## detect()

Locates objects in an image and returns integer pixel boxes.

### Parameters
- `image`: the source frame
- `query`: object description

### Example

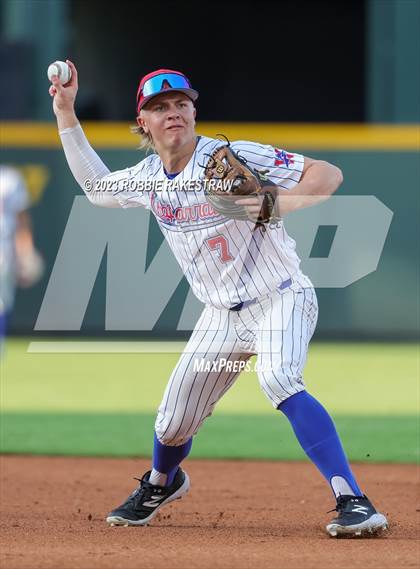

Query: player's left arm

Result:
[235,156,343,219]
[276,156,343,215]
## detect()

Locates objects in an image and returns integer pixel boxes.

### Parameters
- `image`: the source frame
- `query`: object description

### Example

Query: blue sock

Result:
[278,391,362,498]
[152,432,192,486]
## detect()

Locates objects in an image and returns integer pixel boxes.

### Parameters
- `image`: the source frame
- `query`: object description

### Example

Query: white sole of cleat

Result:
[106,472,190,527]
[326,513,388,538]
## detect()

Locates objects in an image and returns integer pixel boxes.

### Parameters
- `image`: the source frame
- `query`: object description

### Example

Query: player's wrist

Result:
[273,189,301,217]
[56,110,79,131]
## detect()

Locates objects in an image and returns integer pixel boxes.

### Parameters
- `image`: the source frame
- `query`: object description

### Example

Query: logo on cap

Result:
[136,69,199,114]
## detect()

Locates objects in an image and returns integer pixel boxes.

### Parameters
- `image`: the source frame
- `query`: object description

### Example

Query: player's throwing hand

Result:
[48,60,78,116]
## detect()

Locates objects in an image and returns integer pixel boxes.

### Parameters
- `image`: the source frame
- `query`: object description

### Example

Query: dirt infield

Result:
[1,456,418,569]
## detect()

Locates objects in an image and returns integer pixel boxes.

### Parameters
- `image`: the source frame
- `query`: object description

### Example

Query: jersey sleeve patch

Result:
[230,141,304,190]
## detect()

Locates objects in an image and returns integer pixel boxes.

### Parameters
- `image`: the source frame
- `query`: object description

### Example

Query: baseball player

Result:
[49,62,388,537]
[0,165,44,348]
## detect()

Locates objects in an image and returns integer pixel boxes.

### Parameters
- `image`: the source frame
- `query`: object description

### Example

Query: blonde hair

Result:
[130,122,155,153]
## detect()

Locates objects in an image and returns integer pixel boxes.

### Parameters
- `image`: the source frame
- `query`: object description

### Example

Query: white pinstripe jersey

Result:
[0,166,30,310]
[108,136,308,309]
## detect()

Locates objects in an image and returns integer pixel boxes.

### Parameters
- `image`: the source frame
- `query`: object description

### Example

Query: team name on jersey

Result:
[150,191,220,225]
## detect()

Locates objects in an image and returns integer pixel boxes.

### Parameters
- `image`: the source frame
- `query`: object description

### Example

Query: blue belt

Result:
[229,278,292,312]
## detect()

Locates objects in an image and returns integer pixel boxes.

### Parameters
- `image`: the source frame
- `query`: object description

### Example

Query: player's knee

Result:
[258,371,305,407]
[156,431,190,447]
[154,421,192,447]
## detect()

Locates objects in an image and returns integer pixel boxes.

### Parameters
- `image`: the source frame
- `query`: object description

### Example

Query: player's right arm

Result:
[49,60,120,208]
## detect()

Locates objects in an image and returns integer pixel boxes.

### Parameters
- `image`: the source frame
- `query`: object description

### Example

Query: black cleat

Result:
[106,468,190,526]
[326,494,388,537]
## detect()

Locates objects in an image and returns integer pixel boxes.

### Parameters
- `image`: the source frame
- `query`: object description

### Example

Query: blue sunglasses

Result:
[137,72,198,113]
[142,73,192,97]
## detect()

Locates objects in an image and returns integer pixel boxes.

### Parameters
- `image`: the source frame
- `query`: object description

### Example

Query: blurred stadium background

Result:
[1,0,419,462]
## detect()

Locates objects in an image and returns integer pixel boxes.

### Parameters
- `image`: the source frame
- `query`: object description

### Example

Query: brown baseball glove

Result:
[203,144,281,228]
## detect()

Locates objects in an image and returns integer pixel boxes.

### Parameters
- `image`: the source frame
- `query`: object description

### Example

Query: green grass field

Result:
[1,339,418,462]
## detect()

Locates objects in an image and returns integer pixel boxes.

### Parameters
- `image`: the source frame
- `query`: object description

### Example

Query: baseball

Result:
[47,60,72,84]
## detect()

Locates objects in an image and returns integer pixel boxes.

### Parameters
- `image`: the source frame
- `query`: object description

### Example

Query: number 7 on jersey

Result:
[205,235,234,263]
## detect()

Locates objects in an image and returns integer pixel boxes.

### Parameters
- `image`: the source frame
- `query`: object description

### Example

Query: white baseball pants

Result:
[155,282,318,446]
